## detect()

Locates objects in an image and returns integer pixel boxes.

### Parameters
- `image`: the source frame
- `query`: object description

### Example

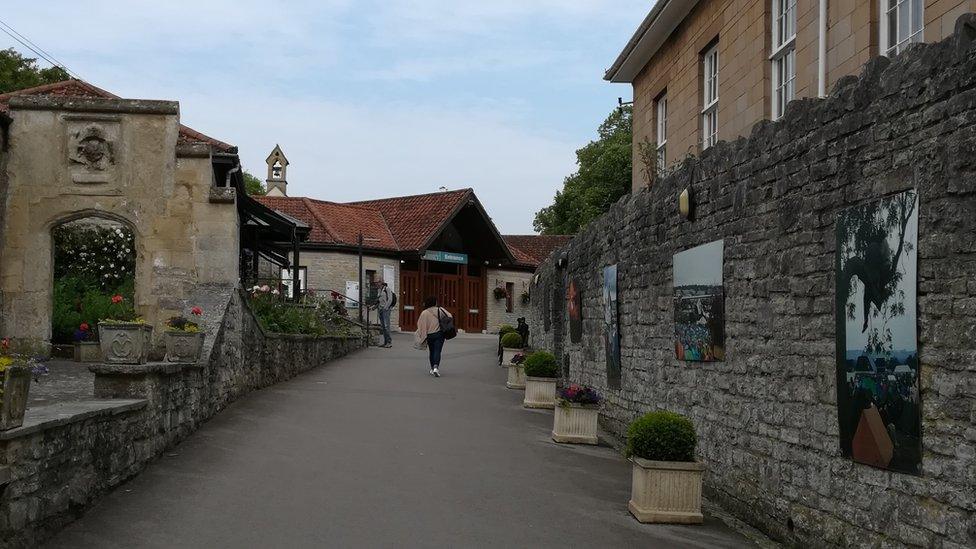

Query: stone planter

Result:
[98,323,151,365]
[164,331,205,363]
[0,365,31,431]
[73,341,101,363]
[523,376,556,409]
[501,347,523,367]
[628,457,705,524]
[506,363,526,389]
[552,402,600,444]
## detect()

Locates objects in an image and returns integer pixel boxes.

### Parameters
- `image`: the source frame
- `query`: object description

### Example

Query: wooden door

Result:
[400,271,420,331]
[441,275,461,325]
[462,275,484,332]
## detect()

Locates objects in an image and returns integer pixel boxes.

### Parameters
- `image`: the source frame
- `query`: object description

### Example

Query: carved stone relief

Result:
[65,118,121,184]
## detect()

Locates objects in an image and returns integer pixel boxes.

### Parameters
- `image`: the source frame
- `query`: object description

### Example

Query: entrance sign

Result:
[345,281,359,308]
[422,250,468,264]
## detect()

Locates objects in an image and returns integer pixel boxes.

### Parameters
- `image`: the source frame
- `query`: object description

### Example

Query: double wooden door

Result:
[399,270,485,333]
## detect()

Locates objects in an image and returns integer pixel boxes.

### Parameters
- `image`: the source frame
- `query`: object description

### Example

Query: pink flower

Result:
[111,295,124,304]
[80,323,90,331]
[190,306,203,316]
[260,285,271,293]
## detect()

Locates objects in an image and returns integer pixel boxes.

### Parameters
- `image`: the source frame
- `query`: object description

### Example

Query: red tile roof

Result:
[0,79,235,152]
[349,189,471,250]
[503,235,573,267]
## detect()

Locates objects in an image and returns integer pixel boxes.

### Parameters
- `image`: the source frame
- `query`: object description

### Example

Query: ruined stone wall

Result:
[530,17,976,547]
[0,290,362,548]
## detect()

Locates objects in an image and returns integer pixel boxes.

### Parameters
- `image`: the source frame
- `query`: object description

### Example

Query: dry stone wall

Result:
[530,16,976,548]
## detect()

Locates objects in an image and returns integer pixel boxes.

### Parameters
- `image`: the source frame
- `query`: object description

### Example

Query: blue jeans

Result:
[378,308,392,345]
[426,332,445,368]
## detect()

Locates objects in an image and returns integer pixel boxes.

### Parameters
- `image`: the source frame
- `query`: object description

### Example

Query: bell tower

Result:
[265,144,289,196]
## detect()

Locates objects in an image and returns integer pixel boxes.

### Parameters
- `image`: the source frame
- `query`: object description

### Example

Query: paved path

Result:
[47,334,753,549]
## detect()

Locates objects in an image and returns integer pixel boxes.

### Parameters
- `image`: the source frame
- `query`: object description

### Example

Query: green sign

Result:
[423,250,468,264]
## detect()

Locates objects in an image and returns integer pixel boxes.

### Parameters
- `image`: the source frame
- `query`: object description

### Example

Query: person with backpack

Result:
[377,280,396,348]
[413,296,456,377]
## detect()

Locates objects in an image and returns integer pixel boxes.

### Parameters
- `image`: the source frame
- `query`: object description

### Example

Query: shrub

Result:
[498,324,516,335]
[523,351,558,378]
[626,411,697,462]
[247,286,350,336]
[500,332,523,349]
[51,275,134,343]
[558,384,602,405]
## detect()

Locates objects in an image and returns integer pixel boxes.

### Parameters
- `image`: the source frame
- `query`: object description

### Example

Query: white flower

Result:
[271,289,280,295]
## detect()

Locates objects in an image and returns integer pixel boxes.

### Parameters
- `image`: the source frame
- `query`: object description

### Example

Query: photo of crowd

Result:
[673,240,725,363]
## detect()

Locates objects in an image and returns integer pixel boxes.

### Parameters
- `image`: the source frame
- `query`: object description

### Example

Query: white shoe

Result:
[433,367,440,377]
[429,368,435,376]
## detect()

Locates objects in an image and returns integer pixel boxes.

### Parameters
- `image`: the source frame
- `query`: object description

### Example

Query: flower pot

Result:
[552,402,600,444]
[0,365,31,431]
[164,331,205,363]
[141,325,154,362]
[501,347,523,367]
[523,376,556,409]
[73,341,101,363]
[506,363,526,389]
[628,457,705,524]
[98,323,149,365]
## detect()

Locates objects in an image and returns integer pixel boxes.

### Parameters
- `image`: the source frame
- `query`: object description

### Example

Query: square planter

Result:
[141,325,154,362]
[501,347,523,367]
[552,402,600,444]
[506,363,526,389]
[164,331,205,363]
[0,365,31,431]
[628,457,705,524]
[73,341,101,363]
[523,376,556,409]
[98,323,150,365]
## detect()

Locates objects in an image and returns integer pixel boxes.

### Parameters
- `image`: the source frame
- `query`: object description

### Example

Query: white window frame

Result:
[701,44,719,150]
[655,94,668,176]
[280,266,307,299]
[881,0,924,57]
[771,0,797,120]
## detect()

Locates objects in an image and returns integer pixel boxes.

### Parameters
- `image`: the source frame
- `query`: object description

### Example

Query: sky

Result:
[1,0,651,234]
[673,240,724,287]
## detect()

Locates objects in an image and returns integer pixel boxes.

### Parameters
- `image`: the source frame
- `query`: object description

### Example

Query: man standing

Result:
[377,279,395,348]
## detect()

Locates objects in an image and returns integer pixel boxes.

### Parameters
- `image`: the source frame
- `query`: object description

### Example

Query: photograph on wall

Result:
[673,240,725,362]
[567,278,582,343]
[602,265,621,388]
[835,190,920,474]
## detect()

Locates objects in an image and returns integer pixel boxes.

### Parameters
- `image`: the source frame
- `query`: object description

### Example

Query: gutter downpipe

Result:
[818,0,828,97]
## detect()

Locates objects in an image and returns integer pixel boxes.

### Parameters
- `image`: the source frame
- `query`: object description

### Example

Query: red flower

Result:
[190,306,203,316]
[80,323,90,331]
[1,338,8,350]
[111,295,124,304]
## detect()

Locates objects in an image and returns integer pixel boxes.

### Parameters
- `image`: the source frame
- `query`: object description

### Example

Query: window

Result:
[771,0,797,120]
[505,282,514,313]
[655,94,668,176]
[882,0,923,56]
[365,269,378,303]
[280,267,307,299]
[701,44,719,150]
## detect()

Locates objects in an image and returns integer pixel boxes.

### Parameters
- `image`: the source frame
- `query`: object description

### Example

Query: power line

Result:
[0,18,81,80]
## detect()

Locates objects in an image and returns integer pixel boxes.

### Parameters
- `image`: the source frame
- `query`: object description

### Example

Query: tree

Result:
[243,171,266,195]
[0,48,70,94]
[534,106,632,235]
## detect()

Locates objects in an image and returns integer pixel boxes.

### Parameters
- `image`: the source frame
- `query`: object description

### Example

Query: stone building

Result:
[254,150,569,333]
[0,80,304,349]
[608,0,976,191]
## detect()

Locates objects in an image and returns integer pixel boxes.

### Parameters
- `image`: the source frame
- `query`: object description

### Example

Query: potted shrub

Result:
[72,322,101,363]
[0,338,49,431]
[164,306,205,363]
[506,352,526,390]
[500,332,524,366]
[522,351,558,409]
[552,384,602,445]
[520,290,530,305]
[626,411,704,524]
[492,286,508,301]
[98,294,152,364]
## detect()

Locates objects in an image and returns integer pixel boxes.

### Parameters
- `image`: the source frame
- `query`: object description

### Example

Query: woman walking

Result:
[414,296,453,377]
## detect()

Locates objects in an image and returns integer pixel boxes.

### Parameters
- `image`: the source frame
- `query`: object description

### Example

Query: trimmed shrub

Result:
[500,332,523,349]
[626,411,697,462]
[523,351,558,378]
[498,324,516,335]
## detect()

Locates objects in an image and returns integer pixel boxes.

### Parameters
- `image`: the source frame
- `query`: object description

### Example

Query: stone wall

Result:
[530,18,976,548]
[0,290,362,548]
[486,268,533,333]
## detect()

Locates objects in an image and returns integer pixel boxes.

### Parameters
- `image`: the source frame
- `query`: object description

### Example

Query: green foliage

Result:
[523,351,558,378]
[53,223,135,290]
[500,332,523,349]
[248,289,350,336]
[0,48,70,94]
[51,276,134,343]
[534,106,632,235]
[498,324,516,335]
[626,411,697,462]
[243,171,266,195]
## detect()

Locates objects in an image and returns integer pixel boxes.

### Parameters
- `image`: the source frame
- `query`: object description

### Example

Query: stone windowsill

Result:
[88,361,202,376]
[0,399,147,441]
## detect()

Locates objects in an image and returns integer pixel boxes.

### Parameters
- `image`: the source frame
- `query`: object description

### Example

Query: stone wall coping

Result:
[264,332,362,342]
[7,95,179,115]
[0,399,147,441]
[88,361,201,376]
[176,142,212,158]
[630,457,706,472]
